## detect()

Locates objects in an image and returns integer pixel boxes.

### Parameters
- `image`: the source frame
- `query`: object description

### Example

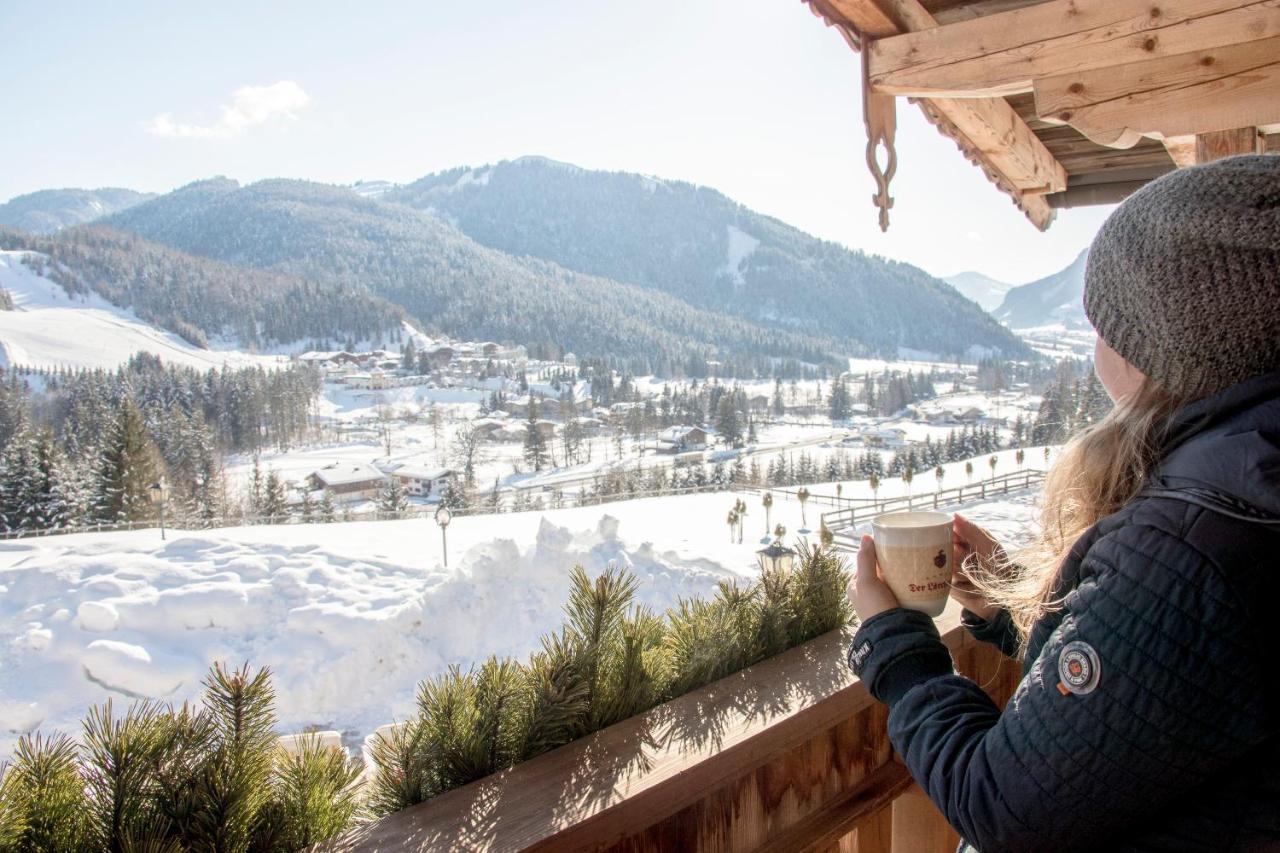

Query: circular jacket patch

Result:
[1058,640,1101,695]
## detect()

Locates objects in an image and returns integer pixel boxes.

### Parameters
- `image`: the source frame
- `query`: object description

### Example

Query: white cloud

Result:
[146,81,310,140]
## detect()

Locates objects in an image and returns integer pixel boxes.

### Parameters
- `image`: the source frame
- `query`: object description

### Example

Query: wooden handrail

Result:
[821,469,1045,534]
[317,602,1022,852]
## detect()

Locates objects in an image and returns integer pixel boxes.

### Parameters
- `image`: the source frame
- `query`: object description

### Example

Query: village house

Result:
[306,462,387,503]
[656,425,710,454]
[386,465,456,499]
[861,427,909,449]
[472,420,507,442]
[345,368,391,390]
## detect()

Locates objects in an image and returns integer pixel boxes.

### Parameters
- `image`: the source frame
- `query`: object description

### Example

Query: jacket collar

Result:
[1152,368,1280,519]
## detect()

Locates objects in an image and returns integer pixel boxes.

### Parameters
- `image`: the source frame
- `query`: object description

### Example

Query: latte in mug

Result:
[870,511,954,616]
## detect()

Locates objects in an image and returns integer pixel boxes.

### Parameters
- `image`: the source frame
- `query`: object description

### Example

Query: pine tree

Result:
[828,377,852,422]
[262,470,287,520]
[93,401,162,523]
[714,393,742,448]
[318,489,337,522]
[378,475,409,514]
[523,399,549,472]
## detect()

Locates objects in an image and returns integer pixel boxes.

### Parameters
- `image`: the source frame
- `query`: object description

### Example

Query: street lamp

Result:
[435,504,453,567]
[148,478,169,541]
[756,523,796,575]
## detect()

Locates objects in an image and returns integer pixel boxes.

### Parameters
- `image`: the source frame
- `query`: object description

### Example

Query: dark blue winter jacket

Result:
[848,369,1280,852]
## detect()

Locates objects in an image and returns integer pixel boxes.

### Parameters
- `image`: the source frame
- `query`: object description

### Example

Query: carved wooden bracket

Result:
[862,47,898,231]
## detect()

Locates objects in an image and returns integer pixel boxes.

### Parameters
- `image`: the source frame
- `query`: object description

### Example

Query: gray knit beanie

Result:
[1083,154,1280,398]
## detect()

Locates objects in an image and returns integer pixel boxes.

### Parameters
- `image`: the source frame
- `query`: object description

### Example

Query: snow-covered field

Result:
[0,251,288,371]
[0,484,1041,761]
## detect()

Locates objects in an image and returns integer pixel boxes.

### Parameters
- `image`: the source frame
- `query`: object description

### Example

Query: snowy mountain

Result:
[993,249,1089,330]
[943,270,1016,313]
[0,250,286,371]
[100,179,849,372]
[0,225,409,357]
[0,187,155,234]
[385,157,1028,360]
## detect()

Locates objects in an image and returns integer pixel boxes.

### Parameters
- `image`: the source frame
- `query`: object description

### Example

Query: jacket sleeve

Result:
[854,522,1270,853]
[961,607,1021,660]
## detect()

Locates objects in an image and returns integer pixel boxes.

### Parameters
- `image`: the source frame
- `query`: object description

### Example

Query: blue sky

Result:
[1,0,1111,283]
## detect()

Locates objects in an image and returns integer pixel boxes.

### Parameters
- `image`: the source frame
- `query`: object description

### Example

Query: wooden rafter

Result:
[866,0,1280,99]
[805,0,1068,230]
[1034,38,1280,147]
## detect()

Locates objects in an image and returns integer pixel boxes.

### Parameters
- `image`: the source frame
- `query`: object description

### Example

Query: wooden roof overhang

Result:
[803,0,1280,230]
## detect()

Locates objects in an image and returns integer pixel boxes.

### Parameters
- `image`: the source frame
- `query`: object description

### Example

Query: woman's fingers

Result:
[851,534,899,620]
[856,533,879,582]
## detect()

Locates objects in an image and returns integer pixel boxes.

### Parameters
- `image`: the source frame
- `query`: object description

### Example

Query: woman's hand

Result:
[950,513,1007,621]
[846,534,900,622]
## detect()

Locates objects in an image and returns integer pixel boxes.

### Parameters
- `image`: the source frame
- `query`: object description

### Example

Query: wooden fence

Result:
[819,469,1045,537]
[317,603,1020,852]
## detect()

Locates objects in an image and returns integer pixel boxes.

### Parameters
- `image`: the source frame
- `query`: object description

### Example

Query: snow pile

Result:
[0,485,1040,761]
[0,498,752,759]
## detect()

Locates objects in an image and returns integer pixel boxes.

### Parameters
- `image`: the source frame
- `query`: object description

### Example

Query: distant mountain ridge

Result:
[993,249,1089,330]
[943,270,1015,313]
[0,188,155,234]
[3,157,1036,372]
[102,178,840,373]
[385,157,1028,360]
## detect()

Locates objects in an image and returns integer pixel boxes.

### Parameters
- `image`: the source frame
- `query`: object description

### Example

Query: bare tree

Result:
[375,394,395,457]
[450,424,485,490]
[428,405,445,450]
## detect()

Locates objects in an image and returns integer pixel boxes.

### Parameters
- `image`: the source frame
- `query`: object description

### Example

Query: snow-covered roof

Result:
[659,425,706,441]
[311,463,387,487]
[391,466,454,482]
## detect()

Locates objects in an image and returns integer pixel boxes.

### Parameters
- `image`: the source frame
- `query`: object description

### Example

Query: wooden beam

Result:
[928,96,1067,192]
[1196,127,1265,161]
[913,97,1061,228]
[867,0,1280,99]
[807,0,1067,228]
[1034,45,1280,147]
[1162,136,1199,167]
[1046,180,1150,208]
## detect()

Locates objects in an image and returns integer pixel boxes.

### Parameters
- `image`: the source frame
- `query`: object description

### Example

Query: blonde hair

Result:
[981,376,1197,643]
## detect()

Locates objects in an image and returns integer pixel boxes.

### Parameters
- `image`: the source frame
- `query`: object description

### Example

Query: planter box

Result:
[318,602,1020,852]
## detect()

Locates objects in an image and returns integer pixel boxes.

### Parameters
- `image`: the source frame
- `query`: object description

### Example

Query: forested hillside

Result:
[388,157,1029,359]
[0,226,407,351]
[0,188,155,234]
[105,178,841,374]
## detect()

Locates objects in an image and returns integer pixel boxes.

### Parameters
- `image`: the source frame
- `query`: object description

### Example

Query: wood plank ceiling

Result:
[803,0,1280,229]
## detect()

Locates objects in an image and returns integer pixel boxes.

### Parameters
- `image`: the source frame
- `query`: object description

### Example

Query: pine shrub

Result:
[2,545,852,845]
[0,732,89,852]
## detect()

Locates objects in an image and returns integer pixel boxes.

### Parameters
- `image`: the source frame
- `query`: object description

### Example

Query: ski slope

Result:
[0,251,288,371]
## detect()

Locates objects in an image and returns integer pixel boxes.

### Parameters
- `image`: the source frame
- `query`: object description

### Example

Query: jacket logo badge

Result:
[1057,640,1101,696]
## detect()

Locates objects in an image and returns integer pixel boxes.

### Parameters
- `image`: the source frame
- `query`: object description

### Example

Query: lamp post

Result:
[435,505,453,567]
[762,492,773,541]
[756,523,796,575]
[148,478,169,541]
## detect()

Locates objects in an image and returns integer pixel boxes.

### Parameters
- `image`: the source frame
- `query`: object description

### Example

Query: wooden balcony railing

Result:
[319,602,1021,852]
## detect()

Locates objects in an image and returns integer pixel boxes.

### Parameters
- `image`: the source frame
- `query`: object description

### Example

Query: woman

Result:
[847,154,1280,852]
